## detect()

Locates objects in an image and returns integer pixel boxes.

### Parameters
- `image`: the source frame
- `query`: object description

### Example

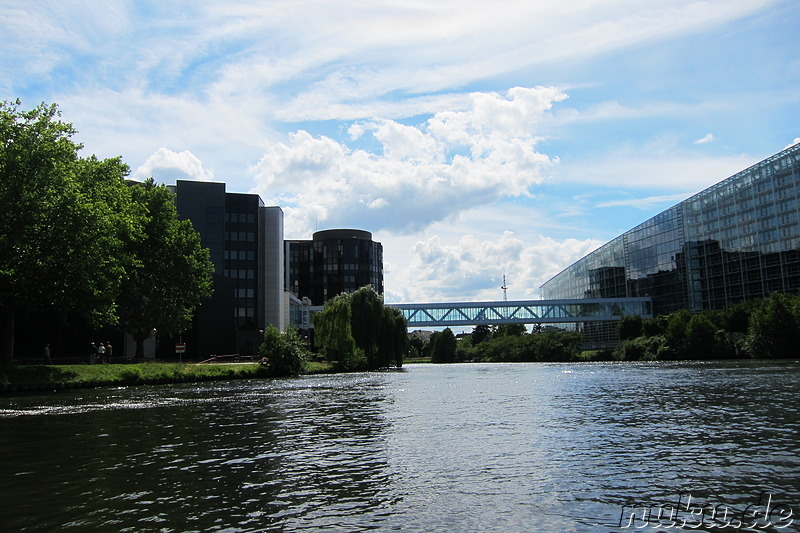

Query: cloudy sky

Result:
[2,0,799,304]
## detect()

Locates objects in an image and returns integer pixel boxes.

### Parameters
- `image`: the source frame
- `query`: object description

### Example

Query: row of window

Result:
[226,232,255,242]
[225,250,256,260]
[225,212,256,223]
[224,269,255,279]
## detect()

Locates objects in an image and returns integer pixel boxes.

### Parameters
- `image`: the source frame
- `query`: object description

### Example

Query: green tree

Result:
[0,101,139,364]
[747,291,800,358]
[662,308,691,359]
[493,323,527,338]
[425,331,440,359]
[116,179,214,358]
[470,324,492,345]
[685,313,718,359]
[380,306,409,367]
[314,288,407,370]
[409,334,425,357]
[259,326,309,376]
[314,292,358,366]
[350,286,384,368]
[641,317,665,337]
[431,327,457,363]
[617,315,643,340]
[532,329,582,361]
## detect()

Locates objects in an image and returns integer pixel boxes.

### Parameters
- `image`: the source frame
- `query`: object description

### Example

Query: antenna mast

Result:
[501,272,508,302]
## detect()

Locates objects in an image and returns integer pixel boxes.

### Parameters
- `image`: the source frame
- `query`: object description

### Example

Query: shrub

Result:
[258,327,310,376]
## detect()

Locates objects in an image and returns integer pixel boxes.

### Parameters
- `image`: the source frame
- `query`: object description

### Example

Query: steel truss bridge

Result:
[294,297,652,349]
[391,298,652,328]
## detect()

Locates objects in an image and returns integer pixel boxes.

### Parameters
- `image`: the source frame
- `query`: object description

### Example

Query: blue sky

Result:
[2,0,799,304]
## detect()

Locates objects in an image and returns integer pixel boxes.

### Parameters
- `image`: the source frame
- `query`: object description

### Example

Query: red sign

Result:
[175,343,186,353]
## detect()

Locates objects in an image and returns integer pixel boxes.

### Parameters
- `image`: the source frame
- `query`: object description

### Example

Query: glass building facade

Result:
[541,143,800,316]
[286,229,384,306]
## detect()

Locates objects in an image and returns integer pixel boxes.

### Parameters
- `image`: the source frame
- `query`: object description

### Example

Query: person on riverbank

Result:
[97,342,106,363]
[105,342,113,363]
[43,344,51,364]
[88,342,97,364]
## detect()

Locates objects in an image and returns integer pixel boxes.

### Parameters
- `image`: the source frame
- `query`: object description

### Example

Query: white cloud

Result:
[134,147,214,182]
[787,137,800,149]
[554,140,757,191]
[2,0,791,308]
[251,86,564,237]
[383,230,603,303]
[694,133,715,144]
[596,193,692,210]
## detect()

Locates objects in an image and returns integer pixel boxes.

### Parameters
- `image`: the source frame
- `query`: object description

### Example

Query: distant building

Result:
[286,229,384,305]
[541,143,800,316]
[169,180,284,358]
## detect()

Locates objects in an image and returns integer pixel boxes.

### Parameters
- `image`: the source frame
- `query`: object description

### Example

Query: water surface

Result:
[1,361,798,532]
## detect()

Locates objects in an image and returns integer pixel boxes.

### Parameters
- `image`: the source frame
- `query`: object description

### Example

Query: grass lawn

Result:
[0,362,268,391]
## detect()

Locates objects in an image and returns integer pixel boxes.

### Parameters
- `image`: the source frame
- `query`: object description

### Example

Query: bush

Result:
[258,327,310,376]
[614,335,664,361]
[472,329,582,362]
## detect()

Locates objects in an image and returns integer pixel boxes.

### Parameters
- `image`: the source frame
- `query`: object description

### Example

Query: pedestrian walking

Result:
[43,344,51,364]
[97,342,106,363]
[105,342,113,363]
[89,342,97,364]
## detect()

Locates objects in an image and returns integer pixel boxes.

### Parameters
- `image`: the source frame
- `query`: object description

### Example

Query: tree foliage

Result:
[617,315,643,340]
[471,329,582,362]
[609,290,800,361]
[493,323,527,338]
[314,292,358,366]
[746,291,800,358]
[380,306,409,367]
[313,286,407,370]
[430,327,457,363]
[350,285,384,368]
[470,324,491,345]
[116,178,214,357]
[0,100,140,364]
[0,101,214,364]
[259,326,310,376]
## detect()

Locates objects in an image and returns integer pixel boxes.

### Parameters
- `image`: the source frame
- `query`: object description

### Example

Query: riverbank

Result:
[0,361,337,394]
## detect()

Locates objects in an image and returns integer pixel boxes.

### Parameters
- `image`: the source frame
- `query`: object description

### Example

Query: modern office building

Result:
[541,143,800,317]
[286,229,384,306]
[169,180,285,358]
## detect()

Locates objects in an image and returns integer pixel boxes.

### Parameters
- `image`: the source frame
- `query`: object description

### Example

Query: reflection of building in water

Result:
[542,143,800,316]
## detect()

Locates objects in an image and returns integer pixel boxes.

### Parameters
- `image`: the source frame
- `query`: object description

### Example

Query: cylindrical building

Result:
[287,229,383,305]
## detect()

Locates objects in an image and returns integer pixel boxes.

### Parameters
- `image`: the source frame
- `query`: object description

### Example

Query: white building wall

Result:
[261,206,285,331]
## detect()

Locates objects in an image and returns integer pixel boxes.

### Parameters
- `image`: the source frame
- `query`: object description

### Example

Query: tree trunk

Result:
[1,307,15,365]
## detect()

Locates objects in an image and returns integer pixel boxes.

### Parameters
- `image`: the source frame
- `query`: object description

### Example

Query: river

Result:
[0,361,798,532]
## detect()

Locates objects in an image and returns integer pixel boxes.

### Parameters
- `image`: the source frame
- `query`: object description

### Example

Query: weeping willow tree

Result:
[313,286,408,370]
[313,292,360,368]
[380,305,409,367]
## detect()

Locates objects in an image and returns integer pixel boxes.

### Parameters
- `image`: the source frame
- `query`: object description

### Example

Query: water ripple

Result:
[0,363,798,531]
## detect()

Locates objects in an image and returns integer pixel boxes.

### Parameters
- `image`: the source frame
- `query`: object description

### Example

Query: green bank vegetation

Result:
[0,362,266,393]
[255,286,409,376]
[411,324,583,363]
[412,291,800,363]
[0,358,339,393]
[612,290,800,361]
